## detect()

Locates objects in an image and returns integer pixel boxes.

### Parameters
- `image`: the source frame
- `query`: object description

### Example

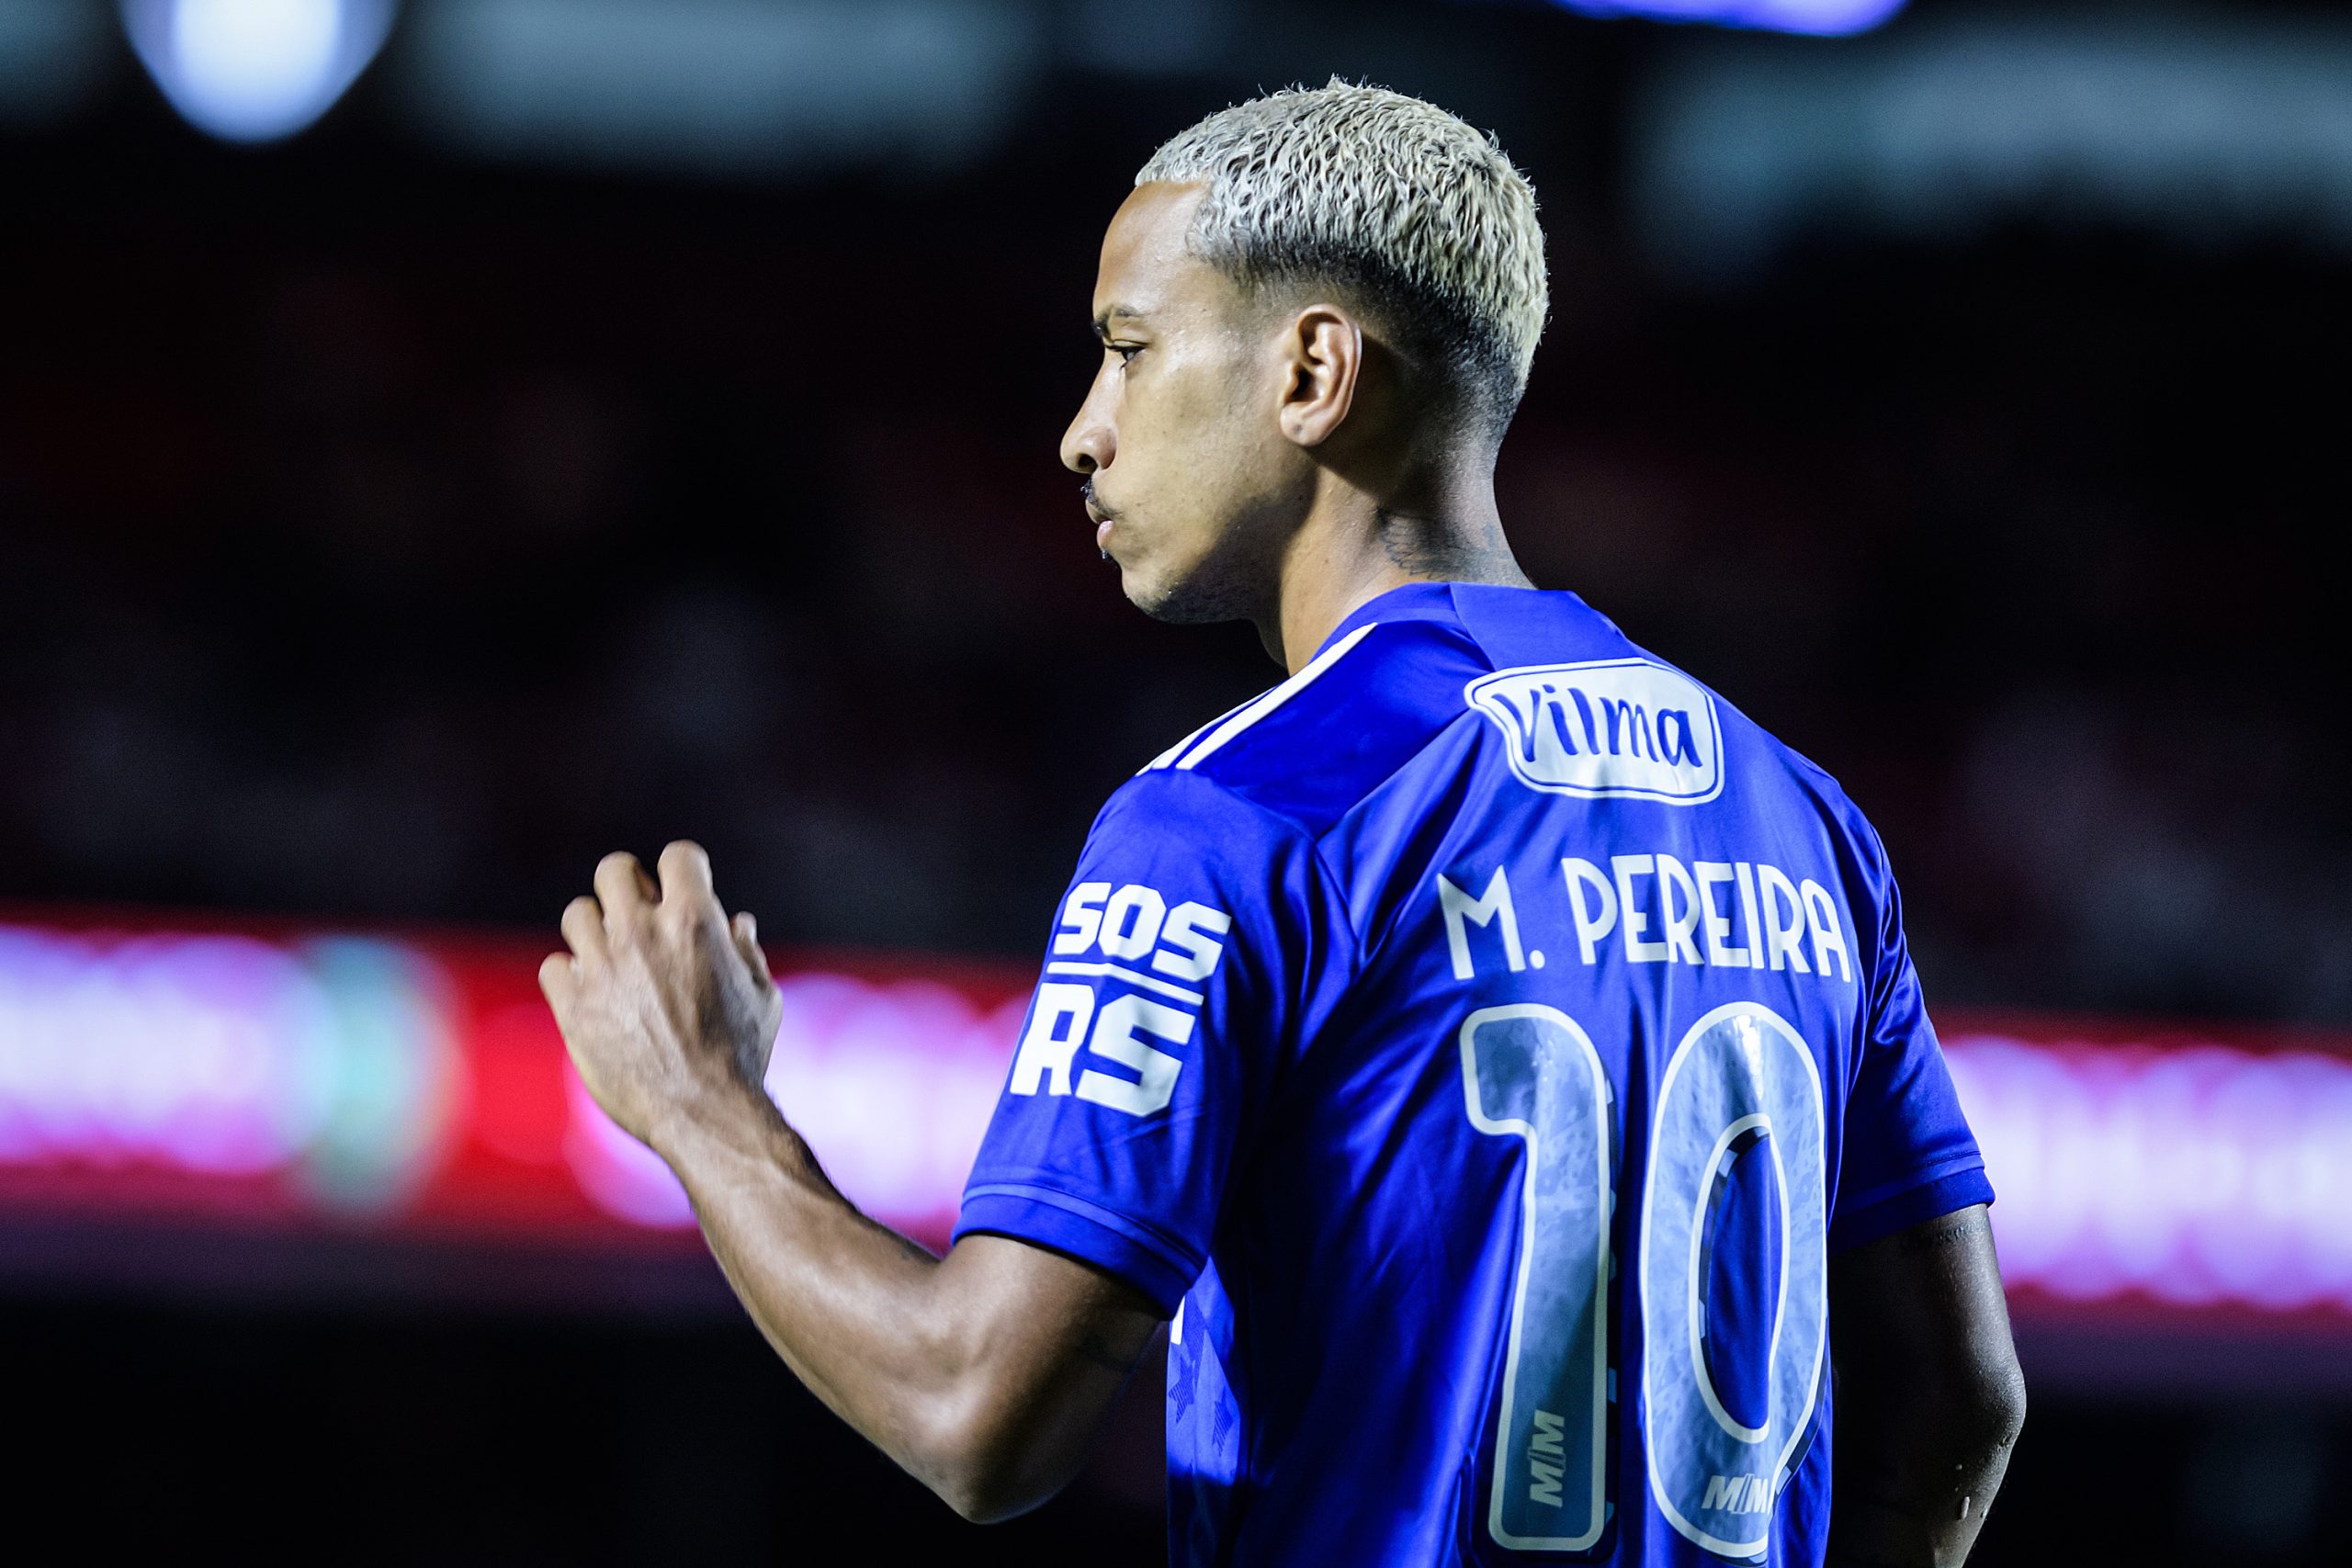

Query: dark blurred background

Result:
[3,0,2347,1561]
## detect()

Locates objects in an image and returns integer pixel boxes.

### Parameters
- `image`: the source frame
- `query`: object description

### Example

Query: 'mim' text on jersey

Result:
[1435,860,1852,983]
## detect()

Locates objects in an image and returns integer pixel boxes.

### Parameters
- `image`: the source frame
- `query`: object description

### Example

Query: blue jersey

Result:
[956,583,1992,1567]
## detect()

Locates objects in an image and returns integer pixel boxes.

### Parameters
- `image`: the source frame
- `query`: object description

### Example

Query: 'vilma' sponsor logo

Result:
[1466,660,1724,804]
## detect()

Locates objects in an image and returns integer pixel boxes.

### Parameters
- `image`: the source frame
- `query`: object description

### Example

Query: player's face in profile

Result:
[1060,182,1309,623]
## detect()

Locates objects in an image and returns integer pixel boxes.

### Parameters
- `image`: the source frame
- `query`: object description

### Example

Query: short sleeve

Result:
[954,771,1352,1314]
[1828,840,1995,1253]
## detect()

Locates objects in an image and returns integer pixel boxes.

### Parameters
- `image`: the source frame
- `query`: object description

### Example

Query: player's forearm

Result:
[542,847,1153,1521]
[648,1083,1007,1504]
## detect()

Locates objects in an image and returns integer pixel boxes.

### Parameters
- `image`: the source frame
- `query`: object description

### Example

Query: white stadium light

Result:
[121,0,399,142]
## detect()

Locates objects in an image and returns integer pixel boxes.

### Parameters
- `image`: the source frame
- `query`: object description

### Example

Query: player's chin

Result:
[1113,549,1177,620]
[1120,569,1169,619]
[1127,564,1218,626]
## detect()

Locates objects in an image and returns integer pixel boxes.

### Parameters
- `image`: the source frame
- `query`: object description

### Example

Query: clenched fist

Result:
[539,840,783,1151]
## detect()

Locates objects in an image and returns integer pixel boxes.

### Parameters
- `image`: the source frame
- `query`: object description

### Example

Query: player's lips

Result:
[1082,481,1117,549]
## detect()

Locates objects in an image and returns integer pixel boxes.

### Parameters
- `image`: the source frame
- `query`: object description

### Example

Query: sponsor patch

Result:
[1466,660,1724,804]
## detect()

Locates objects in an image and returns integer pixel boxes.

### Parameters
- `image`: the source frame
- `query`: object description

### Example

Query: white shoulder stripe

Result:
[1143,695,1255,773]
[1172,622,1379,772]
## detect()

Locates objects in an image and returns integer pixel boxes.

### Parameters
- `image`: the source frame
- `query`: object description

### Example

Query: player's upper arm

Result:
[1830,824,1995,1251]
[914,1232,1163,1523]
[1827,1204,2025,1439]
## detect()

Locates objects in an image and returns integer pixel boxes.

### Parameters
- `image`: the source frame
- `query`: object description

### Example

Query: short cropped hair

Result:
[1136,80,1548,436]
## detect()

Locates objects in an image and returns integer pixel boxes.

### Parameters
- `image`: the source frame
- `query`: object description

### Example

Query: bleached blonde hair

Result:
[1137,80,1548,435]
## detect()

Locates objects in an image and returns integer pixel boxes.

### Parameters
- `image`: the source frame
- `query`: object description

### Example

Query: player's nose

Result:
[1060,400,1114,475]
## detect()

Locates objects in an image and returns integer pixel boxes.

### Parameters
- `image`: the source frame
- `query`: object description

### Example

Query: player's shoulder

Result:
[1702,672,1883,829]
[1462,578,1894,872]
[1123,590,1495,840]
[1697,666,1897,886]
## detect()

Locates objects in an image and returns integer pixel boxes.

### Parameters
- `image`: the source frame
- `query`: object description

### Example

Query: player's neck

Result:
[1261,459,1530,673]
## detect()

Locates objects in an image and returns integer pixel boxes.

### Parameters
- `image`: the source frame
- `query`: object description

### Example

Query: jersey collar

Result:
[1312,581,1468,660]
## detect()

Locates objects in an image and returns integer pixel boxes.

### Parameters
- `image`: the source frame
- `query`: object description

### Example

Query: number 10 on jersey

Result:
[1459,1001,1829,1559]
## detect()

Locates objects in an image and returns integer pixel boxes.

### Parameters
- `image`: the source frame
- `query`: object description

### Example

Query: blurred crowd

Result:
[2,88,2342,1034]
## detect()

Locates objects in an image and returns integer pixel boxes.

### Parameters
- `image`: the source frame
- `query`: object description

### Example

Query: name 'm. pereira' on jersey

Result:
[954,583,1993,1568]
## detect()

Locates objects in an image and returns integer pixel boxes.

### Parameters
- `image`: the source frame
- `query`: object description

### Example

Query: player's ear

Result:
[1275,305,1363,449]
